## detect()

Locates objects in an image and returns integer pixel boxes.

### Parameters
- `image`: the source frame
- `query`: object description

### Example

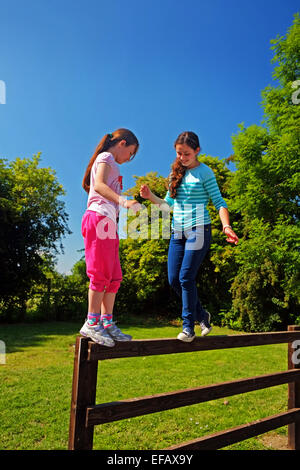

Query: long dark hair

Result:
[169,131,201,198]
[82,128,139,193]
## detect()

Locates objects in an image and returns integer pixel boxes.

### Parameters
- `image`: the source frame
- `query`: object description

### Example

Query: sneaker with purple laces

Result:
[80,320,115,347]
[106,322,132,341]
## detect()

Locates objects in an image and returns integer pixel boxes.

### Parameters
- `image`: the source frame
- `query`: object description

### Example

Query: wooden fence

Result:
[68,325,300,450]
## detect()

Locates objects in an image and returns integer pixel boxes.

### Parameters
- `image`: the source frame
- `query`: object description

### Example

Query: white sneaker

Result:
[106,322,132,341]
[177,329,196,343]
[80,321,115,347]
[200,311,212,337]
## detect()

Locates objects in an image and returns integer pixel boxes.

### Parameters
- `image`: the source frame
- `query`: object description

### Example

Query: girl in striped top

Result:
[140,131,238,342]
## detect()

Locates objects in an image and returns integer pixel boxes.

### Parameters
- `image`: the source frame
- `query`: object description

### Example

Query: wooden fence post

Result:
[68,328,300,450]
[68,336,98,450]
[288,325,300,450]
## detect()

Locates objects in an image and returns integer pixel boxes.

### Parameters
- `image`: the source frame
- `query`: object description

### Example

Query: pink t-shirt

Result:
[87,152,122,222]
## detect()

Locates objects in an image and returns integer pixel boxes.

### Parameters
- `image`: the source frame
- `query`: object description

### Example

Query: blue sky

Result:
[0,0,298,273]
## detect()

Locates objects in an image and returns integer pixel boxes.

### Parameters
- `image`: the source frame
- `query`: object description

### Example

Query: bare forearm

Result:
[148,192,166,206]
[219,207,231,228]
[94,182,139,210]
[94,182,120,205]
[219,207,239,244]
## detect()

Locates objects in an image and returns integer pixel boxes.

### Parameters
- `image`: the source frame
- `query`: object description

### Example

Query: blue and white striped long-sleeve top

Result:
[164,163,227,230]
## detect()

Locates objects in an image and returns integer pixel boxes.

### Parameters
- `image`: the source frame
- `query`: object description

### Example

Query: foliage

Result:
[2,17,299,332]
[0,321,290,450]
[0,153,71,321]
[115,158,239,322]
[24,257,88,322]
[225,14,300,331]
[118,173,174,316]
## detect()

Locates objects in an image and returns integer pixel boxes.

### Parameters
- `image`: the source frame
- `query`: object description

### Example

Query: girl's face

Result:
[113,141,137,164]
[175,143,200,169]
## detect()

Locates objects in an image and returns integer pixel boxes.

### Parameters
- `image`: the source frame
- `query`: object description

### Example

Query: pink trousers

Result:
[81,210,122,293]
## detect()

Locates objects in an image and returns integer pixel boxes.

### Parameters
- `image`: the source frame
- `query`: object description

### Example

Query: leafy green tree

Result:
[0,153,71,321]
[196,155,240,319]
[116,157,238,321]
[25,255,88,322]
[117,173,171,315]
[227,14,300,331]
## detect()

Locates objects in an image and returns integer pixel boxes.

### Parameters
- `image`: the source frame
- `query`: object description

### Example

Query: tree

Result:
[116,158,238,321]
[227,14,300,331]
[0,153,71,321]
[118,173,172,315]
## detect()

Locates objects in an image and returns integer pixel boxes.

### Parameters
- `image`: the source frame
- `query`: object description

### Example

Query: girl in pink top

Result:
[80,128,140,346]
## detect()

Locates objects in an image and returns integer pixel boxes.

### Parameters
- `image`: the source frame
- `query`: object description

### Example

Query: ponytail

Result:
[168,159,186,199]
[82,128,139,193]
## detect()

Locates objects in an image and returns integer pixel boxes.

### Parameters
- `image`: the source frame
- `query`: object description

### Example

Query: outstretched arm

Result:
[95,163,141,211]
[140,184,167,206]
[219,207,239,245]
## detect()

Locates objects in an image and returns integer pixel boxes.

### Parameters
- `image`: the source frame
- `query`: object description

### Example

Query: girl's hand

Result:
[224,227,239,245]
[140,184,152,200]
[125,199,142,213]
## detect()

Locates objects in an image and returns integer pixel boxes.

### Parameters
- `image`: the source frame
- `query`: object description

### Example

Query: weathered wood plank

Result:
[86,369,300,426]
[288,325,300,450]
[87,331,300,361]
[68,336,98,450]
[167,408,300,450]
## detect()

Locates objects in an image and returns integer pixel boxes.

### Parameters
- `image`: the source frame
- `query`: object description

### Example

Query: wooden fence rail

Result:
[68,325,300,450]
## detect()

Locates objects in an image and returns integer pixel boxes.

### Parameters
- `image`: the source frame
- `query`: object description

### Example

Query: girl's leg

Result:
[168,232,195,335]
[101,292,116,328]
[101,292,116,313]
[80,286,115,346]
[80,212,117,346]
[87,288,104,326]
[100,233,131,341]
[100,232,122,327]
[101,291,132,341]
[179,225,212,333]
[89,289,104,313]
[193,226,212,324]
[167,232,185,296]
[81,212,114,335]
[82,212,112,293]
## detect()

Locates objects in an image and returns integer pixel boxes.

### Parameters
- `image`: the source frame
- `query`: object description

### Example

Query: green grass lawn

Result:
[0,318,291,450]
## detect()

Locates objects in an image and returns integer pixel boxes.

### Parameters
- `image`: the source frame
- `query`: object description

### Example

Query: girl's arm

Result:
[94,163,140,209]
[219,207,239,245]
[202,170,239,245]
[140,184,166,206]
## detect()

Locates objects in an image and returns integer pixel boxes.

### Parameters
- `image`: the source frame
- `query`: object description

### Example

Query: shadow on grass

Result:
[0,321,81,354]
[0,315,234,355]
[0,315,182,354]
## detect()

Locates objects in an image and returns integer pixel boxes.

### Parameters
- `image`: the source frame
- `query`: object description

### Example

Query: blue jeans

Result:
[167,225,212,334]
